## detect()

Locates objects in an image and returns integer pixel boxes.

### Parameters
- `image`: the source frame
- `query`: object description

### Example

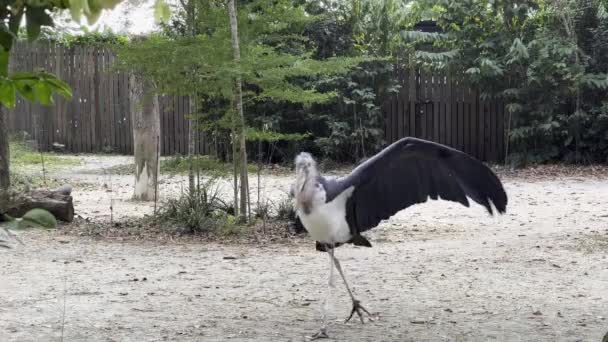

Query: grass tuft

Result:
[151,177,241,235]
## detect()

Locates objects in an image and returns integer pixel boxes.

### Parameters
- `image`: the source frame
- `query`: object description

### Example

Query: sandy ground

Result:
[1,155,608,342]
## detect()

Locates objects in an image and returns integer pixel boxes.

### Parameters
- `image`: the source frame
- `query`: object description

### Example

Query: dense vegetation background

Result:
[35,0,608,166]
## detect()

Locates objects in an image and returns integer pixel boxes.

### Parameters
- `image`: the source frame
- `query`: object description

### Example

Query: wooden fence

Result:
[8,42,214,156]
[8,42,505,161]
[384,69,505,162]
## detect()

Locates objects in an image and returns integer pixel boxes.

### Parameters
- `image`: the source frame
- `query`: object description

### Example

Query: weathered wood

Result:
[7,43,505,161]
[2,189,74,222]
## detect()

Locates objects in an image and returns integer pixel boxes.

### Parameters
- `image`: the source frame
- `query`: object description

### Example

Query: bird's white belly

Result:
[298,188,354,244]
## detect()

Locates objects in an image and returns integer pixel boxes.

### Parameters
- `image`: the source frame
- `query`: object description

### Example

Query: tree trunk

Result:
[130,73,160,201]
[188,97,196,194]
[227,0,249,222]
[0,107,9,190]
[1,189,74,222]
[186,0,197,194]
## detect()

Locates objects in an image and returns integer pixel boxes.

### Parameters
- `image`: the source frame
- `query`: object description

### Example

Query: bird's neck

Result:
[295,170,318,214]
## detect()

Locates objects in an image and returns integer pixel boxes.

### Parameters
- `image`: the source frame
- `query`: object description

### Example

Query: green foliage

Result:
[274,195,295,221]
[245,128,310,142]
[115,0,373,163]
[153,178,236,234]
[0,0,119,108]
[40,32,129,47]
[407,0,608,165]
[0,70,72,108]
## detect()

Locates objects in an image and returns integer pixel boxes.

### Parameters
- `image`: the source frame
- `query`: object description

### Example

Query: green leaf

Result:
[32,82,53,105]
[0,80,16,108]
[14,79,37,102]
[18,209,57,230]
[41,73,73,98]
[0,49,8,77]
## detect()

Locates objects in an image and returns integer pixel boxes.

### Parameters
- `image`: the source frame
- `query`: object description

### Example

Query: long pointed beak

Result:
[300,177,308,192]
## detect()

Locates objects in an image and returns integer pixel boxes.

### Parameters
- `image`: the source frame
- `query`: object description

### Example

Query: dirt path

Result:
[1,157,608,341]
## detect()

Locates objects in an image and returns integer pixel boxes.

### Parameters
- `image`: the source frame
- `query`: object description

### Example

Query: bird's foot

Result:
[307,327,329,340]
[345,299,373,324]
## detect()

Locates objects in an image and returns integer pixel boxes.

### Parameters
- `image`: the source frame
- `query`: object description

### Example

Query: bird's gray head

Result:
[295,152,318,178]
[294,152,319,214]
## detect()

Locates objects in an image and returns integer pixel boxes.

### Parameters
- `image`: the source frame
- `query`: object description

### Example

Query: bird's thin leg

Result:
[332,254,373,324]
[309,247,334,340]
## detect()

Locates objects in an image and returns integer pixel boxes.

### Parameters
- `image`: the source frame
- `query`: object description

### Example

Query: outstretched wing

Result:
[335,137,508,234]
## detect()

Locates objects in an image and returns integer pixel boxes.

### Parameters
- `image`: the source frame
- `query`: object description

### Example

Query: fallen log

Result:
[1,188,74,222]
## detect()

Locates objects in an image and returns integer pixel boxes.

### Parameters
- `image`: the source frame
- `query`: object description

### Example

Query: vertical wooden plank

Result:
[162,96,169,155]
[470,86,478,160]
[396,90,404,140]
[168,96,175,154]
[98,48,107,152]
[478,95,485,161]
[433,71,440,143]
[50,43,56,149]
[123,72,129,154]
[441,71,448,145]
[28,43,34,137]
[106,52,113,151]
[79,44,87,153]
[179,96,185,154]
[64,45,71,151]
[45,43,54,151]
[64,44,71,149]
[431,72,441,142]
[497,101,505,162]
[73,45,80,153]
[484,100,492,161]
[123,72,131,154]
[409,68,416,139]
[457,76,464,152]
[401,90,409,138]
[384,99,390,142]
[418,69,425,139]
[491,101,500,162]
[113,57,119,153]
[173,96,179,154]
[83,45,91,153]
[173,96,179,155]
[73,44,80,153]
[166,96,172,154]
[460,81,470,153]
[445,70,452,146]
[105,48,113,151]
[87,46,94,152]
[384,101,390,143]
[116,71,124,153]
[113,65,120,153]
[122,72,128,154]
[463,87,471,156]
[82,46,95,153]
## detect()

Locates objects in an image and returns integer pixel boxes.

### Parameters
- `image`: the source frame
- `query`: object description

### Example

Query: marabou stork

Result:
[291,137,508,339]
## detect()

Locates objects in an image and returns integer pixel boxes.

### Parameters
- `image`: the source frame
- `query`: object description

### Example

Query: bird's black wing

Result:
[335,137,508,234]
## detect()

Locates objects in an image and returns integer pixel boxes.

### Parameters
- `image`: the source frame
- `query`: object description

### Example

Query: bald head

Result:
[295,152,317,176]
